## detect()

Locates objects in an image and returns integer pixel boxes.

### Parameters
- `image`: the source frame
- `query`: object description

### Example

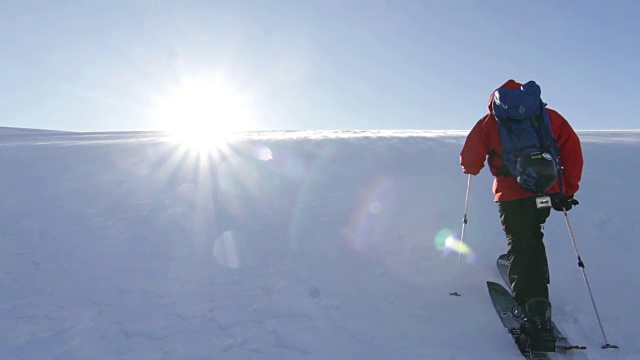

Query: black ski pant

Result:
[498,196,551,307]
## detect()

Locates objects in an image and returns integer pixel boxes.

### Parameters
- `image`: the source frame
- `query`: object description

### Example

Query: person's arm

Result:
[460,115,490,175]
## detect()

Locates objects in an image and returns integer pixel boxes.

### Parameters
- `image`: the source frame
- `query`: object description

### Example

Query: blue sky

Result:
[1,0,638,132]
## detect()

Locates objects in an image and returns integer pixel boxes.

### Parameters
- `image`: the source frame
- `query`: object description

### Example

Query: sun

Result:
[151,73,258,152]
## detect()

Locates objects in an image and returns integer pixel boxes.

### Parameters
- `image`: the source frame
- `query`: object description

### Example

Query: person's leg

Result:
[498,197,551,307]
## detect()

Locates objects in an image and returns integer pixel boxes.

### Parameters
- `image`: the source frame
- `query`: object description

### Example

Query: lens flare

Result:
[345,174,396,253]
[445,237,473,255]
[434,229,453,251]
[253,145,273,161]
[434,228,476,261]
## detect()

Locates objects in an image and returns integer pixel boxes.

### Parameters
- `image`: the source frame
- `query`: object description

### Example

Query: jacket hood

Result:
[487,79,522,113]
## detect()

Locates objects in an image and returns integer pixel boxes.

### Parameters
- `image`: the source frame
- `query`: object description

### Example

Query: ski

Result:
[489,254,587,356]
[496,254,585,351]
[487,281,584,359]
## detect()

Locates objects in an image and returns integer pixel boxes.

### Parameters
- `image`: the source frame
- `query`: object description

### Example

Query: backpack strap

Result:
[535,108,566,195]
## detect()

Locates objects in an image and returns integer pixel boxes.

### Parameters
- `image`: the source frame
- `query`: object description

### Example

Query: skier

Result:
[460,79,583,351]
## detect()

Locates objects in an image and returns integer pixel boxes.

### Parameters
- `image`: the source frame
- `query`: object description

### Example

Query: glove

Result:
[550,193,579,212]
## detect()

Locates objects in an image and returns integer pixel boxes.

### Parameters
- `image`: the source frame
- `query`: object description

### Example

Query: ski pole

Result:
[450,174,472,296]
[562,208,618,349]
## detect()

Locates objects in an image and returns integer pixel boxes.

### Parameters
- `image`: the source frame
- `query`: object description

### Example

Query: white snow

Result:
[0,129,635,359]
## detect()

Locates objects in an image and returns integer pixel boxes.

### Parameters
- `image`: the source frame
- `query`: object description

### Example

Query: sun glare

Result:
[151,74,257,152]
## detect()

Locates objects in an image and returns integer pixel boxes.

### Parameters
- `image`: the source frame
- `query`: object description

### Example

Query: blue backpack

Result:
[491,81,562,194]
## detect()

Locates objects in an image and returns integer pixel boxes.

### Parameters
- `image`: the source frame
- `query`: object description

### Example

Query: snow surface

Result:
[0,129,637,360]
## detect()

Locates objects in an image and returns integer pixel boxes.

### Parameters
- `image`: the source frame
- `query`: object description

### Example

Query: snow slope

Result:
[0,129,637,359]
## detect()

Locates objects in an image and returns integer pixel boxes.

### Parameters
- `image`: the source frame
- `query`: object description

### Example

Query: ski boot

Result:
[519,298,556,353]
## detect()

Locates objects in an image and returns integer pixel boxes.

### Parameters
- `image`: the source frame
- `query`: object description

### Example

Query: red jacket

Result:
[460,80,583,202]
